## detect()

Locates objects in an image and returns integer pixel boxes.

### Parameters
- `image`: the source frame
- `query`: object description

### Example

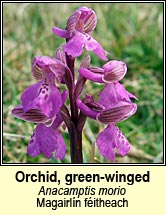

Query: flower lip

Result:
[96,124,130,161]
[27,124,66,160]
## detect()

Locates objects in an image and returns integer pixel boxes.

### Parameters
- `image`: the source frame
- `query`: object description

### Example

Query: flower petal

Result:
[115,126,130,156]
[78,68,103,83]
[96,125,116,161]
[98,82,137,109]
[102,60,127,83]
[67,6,97,35]
[38,83,62,118]
[48,90,68,129]
[27,132,40,157]
[54,130,66,160]
[114,82,138,101]
[97,103,137,124]
[32,56,67,83]
[76,99,98,120]
[96,124,130,161]
[52,26,70,38]
[64,32,108,60]
[84,34,108,61]
[12,105,48,123]
[27,124,57,159]
[21,81,42,112]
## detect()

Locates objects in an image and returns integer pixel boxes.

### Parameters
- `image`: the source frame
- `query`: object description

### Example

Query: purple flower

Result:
[12,56,69,160]
[19,55,70,118]
[76,82,137,161]
[78,60,127,83]
[96,124,130,161]
[12,90,68,160]
[77,82,137,124]
[97,83,137,124]
[27,123,66,160]
[12,90,68,125]
[52,6,108,60]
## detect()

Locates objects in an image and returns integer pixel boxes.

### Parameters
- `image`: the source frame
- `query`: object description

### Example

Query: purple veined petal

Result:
[76,99,98,120]
[52,26,70,38]
[96,125,117,161]
[67,6,97,35]
[97,103,137,124]
[115,126,130,156]
[78,68,103,83]
[32,60,43,80]
[32,56,67,83]
[12,105,48,123]
[102,60,127,83]
[66,10,81,35]
[32,56,53,80]
[54,130,66,160]
[81,8,97,34]
[27,124,57,159]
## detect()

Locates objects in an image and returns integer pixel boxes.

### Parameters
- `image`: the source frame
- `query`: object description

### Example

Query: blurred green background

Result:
[3,2,163,163]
